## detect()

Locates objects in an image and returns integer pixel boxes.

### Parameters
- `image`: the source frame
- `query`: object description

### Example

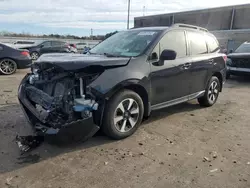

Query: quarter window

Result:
[188,31,208,55]
[205,34,219,53]
[159,30,187,58]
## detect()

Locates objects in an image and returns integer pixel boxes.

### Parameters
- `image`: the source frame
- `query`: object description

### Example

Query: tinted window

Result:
[52,41,65,46]
[235,43,250,53]
[159,30,187,58]
[16,41,34,44]
[205,34,219,53]
[41,41,51,47]
[188,31,207,55]
[0,45,3,51]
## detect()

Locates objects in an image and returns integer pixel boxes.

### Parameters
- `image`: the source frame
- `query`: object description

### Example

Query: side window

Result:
[205,34,219,53]
[159,30,187,58]
[42,41,51,48]
[52,41,64,46]
[188,31,207,55]
[0,45,3,51]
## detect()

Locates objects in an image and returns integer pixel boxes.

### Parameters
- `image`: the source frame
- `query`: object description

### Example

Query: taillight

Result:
[72,44,76,48]
[21,51,30,57]
[222,54,227,62]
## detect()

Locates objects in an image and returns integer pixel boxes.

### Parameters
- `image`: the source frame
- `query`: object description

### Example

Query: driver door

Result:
[149,30,192,105]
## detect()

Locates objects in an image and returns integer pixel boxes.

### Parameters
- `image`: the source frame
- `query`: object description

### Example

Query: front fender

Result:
[89,56,151,99]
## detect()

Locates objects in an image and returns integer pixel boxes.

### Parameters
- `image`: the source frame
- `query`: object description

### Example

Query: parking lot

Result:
[0,69,249,188]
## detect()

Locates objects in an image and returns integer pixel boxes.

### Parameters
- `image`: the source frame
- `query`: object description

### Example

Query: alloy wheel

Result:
[208,81,219,103]
[31,52,39,60]
[114,98,140,133]
[0,59,17,75]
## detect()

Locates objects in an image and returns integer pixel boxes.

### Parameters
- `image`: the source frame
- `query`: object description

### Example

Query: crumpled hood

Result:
[227,53,250,58]
[35,53,131,71]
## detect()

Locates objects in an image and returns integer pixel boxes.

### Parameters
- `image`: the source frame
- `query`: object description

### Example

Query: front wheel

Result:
[198,76,221,107]
[102,90,144,140]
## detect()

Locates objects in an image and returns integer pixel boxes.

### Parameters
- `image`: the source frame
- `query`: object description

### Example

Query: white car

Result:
[13,40,35,49]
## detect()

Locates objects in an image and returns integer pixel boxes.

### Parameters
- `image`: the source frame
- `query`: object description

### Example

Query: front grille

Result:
[231,58,250,68]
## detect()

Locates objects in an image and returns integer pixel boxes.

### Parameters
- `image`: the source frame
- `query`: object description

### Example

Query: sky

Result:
[0,0,250,37]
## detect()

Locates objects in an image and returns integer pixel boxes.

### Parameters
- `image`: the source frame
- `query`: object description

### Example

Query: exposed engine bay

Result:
[26,63,103,129]
[17,62,105,152]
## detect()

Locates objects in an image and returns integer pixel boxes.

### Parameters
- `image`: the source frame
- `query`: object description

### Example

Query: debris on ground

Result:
[212,151,218,158]
[233,160,237,164]
[138,142,143,146]
[247,162,250,165]
[15,135,44,154]
[210,168,218,173]
[159,162,164,165]
[104,162,108,165]
[203,157,211,162]
[6,177,13,185]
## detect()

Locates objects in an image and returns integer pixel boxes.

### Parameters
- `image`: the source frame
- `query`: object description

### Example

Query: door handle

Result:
[182,63,191,69]
[208,59,214,64]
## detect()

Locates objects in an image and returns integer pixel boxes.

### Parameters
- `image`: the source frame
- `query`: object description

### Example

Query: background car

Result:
[13,40,35,49]
[75,42,87,50]
[69,44,78,53]
[0,43,32,75]
[20,40,71,60]
[226,41,250,79]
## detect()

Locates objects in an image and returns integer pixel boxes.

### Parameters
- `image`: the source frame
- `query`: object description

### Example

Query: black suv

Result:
[18,24,226,142]
[20,40,70,60]
[226,42,250,78]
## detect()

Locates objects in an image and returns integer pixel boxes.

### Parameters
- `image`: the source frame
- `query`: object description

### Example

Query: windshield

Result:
[234,43,250,53]
[90,30,160,57]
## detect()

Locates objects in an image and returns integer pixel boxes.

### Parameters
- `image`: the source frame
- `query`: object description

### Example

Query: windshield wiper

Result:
[103,53,118,57]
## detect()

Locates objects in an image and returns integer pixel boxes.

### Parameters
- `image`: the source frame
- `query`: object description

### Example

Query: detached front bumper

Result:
[18,74,100,143]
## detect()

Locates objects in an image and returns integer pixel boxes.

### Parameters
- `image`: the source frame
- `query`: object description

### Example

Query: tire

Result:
[198,76,221,107]
[102,89,144,140]
[0,58,17,75]
[30,52,39,60]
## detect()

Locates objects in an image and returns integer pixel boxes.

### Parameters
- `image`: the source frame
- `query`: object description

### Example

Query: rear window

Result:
[188,31,208,55]
[16,41,34,44]
[205,34,219,53]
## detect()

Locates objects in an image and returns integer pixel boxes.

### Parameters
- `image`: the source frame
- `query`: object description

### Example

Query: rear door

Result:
[187,31,213,95]
[150,29,192,105]
[51,41,66,53]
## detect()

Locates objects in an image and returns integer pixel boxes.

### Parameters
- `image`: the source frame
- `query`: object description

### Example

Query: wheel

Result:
[30,52,39,60]
[198,76,221,107]
[0,59,17,75]
[102,89,144,140]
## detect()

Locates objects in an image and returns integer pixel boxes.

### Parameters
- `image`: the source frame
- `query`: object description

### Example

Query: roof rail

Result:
[172,23,208,32]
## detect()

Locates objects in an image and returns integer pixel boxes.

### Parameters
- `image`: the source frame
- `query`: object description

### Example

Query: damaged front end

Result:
[18,62,106,150]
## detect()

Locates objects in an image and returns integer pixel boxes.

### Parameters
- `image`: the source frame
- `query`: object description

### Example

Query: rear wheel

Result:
[198,76,221,107]
[0,59,17,75]
[102,90,144,140]
[30,52,39,60]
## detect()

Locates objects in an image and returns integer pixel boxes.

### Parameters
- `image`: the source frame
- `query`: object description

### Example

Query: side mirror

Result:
[229,49,233,53]
[40,44,44,48]
[158,49,176,66]
[160,49,176,61]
